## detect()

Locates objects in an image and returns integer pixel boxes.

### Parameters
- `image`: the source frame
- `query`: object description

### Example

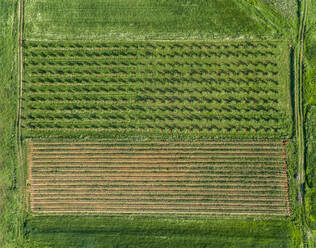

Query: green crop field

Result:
[1,0,315,247]
[22,40,292,139]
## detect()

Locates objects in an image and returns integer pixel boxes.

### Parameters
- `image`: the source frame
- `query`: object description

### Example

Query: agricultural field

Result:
[27,141,290,215]
[23,0,295,41]
[1,0,314,247]
[25,216,298,248]
[22,40,292,139]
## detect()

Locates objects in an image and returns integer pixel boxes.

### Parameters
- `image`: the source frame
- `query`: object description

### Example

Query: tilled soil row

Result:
[30,163,284,169]
[31,160,284,165]
[30,193,286,200]
[31,167,285,173]
[31,197,287,205]
[31,141,283,146]
[31,201,287,209]
[30,173,286,179]
[31,152,283,159]
[30,187,287,194]
[30,178,286,185]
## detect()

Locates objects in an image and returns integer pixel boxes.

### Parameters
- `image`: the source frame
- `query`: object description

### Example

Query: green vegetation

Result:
[263,0,297,19]
[22,41,292,140]
[0,1,24,247]
[24,216,300,248]
[305,107,316,227]
[305,0,316,107]
[0,0,309,247]
[24,0,294,41]
[245,0,298,22]
[304,0,316,245]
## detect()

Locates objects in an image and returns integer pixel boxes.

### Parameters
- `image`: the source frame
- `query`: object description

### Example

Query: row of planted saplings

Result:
[23,93,280,105]
[26,67,279,77]
[24,58,277,67]
[24,73,280,86]
[24,48,277,58]
[24,119,283,133]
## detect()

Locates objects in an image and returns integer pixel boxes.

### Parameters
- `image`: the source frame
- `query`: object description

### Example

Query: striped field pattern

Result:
[27,141,290,215]
[22,41,292,139]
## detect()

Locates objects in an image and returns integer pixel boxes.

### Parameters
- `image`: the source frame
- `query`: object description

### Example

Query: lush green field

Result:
[22,40,292,139]
[24,216,301,248]
[0,1,24,247]
[23,0,295,41]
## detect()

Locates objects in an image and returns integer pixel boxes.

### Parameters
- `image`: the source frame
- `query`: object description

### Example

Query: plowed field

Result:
[27,141,290,215]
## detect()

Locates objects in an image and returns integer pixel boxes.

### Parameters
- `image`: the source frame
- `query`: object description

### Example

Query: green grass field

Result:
[0,0,314,247]
[24,216,300,248]
[23,0,295,41]
[0,1,23,247]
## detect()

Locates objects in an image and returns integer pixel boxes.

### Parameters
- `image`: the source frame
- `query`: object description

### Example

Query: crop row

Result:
[24,57,278,67]
[23,48,277,59]
[22,111,284,124]
[23,84,279,95]
[23,80,279,92]
[23,107,284,119]
[23,45,278,55]
[23,118,288,129]
[25,68,278,78]
[23,126,289,139]
[23,91,280,103]
[26,65,278,76]
[30,144,284,151]
[23,128,289,138]
[30,140,283,146]
[24,74,279,85]
[23,41,279,50]
[24,101,282,113]
[31,167,285,174]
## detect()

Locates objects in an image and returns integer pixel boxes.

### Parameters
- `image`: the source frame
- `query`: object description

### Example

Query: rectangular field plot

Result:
[23,0,278,41]
[22,41,292,139]
[27,141,290,215]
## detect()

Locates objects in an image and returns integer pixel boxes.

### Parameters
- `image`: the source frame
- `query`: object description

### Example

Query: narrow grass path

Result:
[296,0,309,246]
[17,0,24,242]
